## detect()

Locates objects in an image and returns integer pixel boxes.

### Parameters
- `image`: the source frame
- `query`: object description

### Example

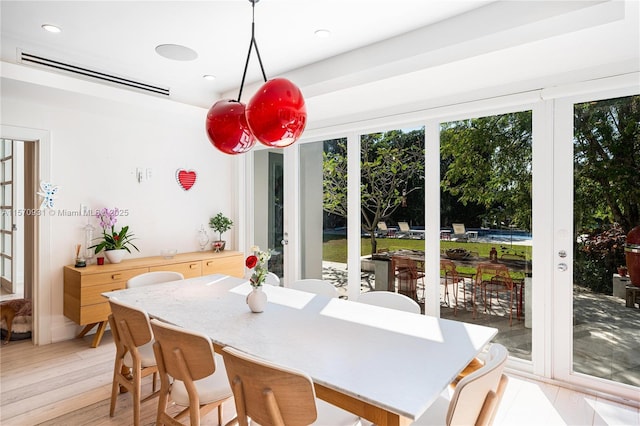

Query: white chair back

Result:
[447,343,509,426]
[358,291,421,314]
[126,271,184,288]
[264,272,280,286]
[291,279,339,298]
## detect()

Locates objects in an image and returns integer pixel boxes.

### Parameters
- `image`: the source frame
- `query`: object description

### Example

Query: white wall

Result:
[1,78,238,341]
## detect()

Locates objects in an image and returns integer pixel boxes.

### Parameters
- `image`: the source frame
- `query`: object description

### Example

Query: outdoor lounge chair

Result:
[451,223,478,242]
[377,221,392,238]
[397,221,411,238]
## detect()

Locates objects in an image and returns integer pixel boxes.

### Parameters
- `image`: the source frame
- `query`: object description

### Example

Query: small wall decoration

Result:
[37,181,59,209]
[176,169,197,191]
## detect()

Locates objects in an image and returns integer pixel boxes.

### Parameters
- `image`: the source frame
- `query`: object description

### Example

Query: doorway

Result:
[0,139,37,303]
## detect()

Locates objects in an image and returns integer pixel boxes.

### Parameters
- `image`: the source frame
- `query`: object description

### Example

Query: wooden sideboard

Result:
[63,250,244,347]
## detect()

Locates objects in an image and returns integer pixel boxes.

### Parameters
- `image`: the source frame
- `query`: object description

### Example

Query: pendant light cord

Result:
[237,0,268,102]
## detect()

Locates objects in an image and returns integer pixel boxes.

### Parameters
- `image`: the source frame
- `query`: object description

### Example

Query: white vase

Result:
[246,287,267,313]
[105,249,127,264]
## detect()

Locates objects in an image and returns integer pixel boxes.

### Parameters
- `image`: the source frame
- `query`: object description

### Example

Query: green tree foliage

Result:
[440,112,532,230]
[573,95,640,234]
[573,95,639,294]
[323,130,425,253]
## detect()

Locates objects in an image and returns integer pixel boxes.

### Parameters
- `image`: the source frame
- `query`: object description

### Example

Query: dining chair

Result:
[290,279,339,298]
[413,343,509,426]
[473,263,516,325]
[150,319,233,426]
[108,299,159,426]
[357,291,421,314]
[391,256,422,301]
[264,271,280,286]
[221,346,361,426]
[126,271,184,288]
[440,259,467,314]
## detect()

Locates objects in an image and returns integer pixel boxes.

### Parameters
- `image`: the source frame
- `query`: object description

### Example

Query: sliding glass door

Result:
[554,90,640,396]
[253,149,285,284]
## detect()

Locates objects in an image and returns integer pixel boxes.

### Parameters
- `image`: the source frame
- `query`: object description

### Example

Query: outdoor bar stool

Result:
[440,259,466,314]
[474,263,516,325]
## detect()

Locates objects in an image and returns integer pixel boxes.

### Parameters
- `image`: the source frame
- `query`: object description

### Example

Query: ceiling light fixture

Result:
[314,29,331,38]
[41,24,61,33]
[155,44,198,61]
[206,0,307,155]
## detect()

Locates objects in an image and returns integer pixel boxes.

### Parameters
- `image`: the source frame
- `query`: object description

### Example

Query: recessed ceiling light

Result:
[41,24,62,33]
[203,75,216,81]
[155,44,198,61]
[314,29,331,38]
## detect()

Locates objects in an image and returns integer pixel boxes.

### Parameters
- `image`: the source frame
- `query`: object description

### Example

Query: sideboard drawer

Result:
[150,261,202,278]
[82,267,149,287]
[203,255,244,277]
[79,302,112,325]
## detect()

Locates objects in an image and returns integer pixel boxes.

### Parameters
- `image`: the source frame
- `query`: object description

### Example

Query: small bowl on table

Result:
[160,249,177,259]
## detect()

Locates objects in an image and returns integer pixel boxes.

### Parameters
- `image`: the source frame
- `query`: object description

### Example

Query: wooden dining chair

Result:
[126,271,184,288]
[221,346,361,426]
[150,319,233,426]
[357,291,421,314]
[290,279,339,298]
[413,343,509,426]
[108,299,159,426]
[474,263,516,325]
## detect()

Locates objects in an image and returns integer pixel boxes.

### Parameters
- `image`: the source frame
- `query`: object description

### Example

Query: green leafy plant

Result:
[90,207,139,253]
[209,212,233,241]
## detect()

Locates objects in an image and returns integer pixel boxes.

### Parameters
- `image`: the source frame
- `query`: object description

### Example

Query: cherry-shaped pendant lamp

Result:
[205,0,306,155]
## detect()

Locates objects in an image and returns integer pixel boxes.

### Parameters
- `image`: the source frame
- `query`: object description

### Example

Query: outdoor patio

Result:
[322,261,640,388]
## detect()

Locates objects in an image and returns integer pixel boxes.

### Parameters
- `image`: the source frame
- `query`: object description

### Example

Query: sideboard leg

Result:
[76,323,98,338]
[91,321,108,348]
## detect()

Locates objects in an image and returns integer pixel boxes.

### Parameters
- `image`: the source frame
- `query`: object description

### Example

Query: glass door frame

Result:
[424,96,548,376]
[552,80,639,401]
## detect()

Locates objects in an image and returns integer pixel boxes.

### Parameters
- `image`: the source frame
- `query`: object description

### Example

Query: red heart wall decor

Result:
[176,169,197,191]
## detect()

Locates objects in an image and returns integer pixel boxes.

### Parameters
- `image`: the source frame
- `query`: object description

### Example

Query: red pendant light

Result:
[246,78,306,148]
[205,0,306,155]
[206,100,256,154]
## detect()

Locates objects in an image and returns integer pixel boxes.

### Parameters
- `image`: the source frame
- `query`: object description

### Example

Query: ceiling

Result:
[1,1,638,126]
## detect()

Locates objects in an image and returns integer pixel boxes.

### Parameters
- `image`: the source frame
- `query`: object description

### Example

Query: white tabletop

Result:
[103,274,497,424]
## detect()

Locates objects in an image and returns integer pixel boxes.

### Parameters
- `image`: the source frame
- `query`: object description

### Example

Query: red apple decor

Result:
[246,78,307,148]
[205,100,256,155]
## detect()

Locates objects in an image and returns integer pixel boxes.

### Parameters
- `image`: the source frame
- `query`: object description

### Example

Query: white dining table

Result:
[103,274,497,426]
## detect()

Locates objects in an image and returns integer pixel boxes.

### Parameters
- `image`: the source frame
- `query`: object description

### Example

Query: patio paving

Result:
[322,261,640,388]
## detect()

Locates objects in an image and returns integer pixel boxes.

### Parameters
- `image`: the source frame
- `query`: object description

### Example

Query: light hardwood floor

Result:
[1,332,638,425]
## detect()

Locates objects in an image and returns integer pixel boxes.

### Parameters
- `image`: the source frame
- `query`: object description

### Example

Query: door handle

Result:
[557,263,568,272]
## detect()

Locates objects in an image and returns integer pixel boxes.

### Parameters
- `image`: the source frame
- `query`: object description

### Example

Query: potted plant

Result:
[209,212,233,252]
[617,265,628,277]
[90,207,139,263]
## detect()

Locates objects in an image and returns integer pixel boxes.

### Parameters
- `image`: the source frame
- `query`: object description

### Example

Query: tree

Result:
[323,130,425,254]
[440,112,533,230]
[573,95,640,234]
